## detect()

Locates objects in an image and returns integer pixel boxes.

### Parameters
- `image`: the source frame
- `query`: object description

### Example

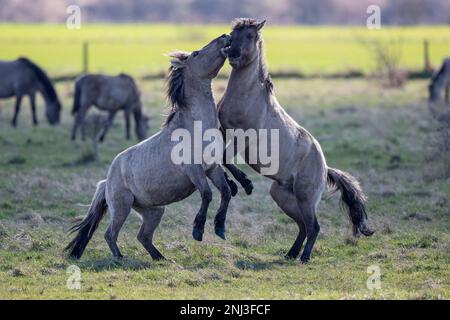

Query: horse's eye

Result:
[246,33,253,40]
[192,51,199,57]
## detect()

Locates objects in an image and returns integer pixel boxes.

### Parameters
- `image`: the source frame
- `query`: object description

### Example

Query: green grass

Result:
[0,24,449,75]
[0,77,449,299]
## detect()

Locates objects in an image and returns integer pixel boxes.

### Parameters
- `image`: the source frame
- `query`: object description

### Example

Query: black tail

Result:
[72,77,83,115]
[65,180,107,259]
[327,167,374,237]
[18,57,61,111]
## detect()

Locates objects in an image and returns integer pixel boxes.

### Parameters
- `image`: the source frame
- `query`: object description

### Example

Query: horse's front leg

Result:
[207,166,232,240]
[445,84,449,103]
[29,93,38,125]
[124,109,131,140]
[221,133,254,195]
[98,110,117,143]
[11,94,23,127]
[184,164,212,242]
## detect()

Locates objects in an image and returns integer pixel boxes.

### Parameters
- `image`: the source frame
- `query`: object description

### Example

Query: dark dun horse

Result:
[66,35,240,261]
[71,73,149,142]
[0,57,61,126]
[220,18,374,263]
[429,57,450,103]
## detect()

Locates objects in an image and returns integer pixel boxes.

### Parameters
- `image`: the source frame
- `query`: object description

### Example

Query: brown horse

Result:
[0,57,61,127]
[219,18,374,263]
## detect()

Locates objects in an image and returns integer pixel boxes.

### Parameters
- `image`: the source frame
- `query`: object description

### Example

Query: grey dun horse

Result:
[219,18,374,263]
[429,57,450,103]
[66,34,239,260]
[71,73,148,142]
[0,57,61,126]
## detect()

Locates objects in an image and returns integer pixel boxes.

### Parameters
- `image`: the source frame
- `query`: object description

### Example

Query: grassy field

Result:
[0,24,450,76]
[0,76,449,299]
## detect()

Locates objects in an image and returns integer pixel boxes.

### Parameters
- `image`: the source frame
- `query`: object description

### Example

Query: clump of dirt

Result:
[12,267,24,277]
[6,156,26,165]
[16,212,44,226]
[402,212,432,222]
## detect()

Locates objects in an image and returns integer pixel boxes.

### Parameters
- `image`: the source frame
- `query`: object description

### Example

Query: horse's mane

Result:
[18,57,61,109]
[232,18,274,94]
[163,51,190,126]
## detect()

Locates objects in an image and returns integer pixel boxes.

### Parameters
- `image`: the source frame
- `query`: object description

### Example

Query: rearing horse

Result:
[219,18,374,263]
[0,57,61,126]
[66,34,243,260]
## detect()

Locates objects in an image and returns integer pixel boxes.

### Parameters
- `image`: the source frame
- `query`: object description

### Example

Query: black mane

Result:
[18,57,61,108]
[163,51,190,126]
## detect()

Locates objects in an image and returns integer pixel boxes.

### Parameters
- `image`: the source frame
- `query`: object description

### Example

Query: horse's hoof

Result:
[284,254,296,260]
[192,228,204,242]
[244,181,254,195]
[214,227,226,240]
[300,255,310,264]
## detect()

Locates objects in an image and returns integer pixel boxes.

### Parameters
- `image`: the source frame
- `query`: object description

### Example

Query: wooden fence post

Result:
[424,39,432,72]
[83,41,89,74]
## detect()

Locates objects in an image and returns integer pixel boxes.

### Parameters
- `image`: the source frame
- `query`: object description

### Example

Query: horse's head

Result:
[428,82,440,102]
[224,18,266,69]
[136,113,150,141]
[169,34,231,80]
[46,98,61,125]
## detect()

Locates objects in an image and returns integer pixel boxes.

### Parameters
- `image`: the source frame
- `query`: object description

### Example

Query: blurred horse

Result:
[0,57,61,126]
[429,57,450,103]
[71,73,148,142]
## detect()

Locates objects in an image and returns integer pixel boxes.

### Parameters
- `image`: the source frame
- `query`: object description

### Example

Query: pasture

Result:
[1,24,450,75]
[0,76,449,299]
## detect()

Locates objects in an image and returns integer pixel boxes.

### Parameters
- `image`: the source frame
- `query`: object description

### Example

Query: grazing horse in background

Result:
[429,57,450,103]
[219,18,374,263]
[71,73,148,142]
[0,57,61,126]
[66,34,239,260]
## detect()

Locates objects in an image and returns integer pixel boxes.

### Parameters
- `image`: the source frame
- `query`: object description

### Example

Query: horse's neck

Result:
[224,56,267,115]
[183,77,217,128]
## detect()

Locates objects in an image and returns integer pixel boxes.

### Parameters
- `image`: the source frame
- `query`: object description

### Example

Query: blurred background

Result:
[0,0,449,78]
[1,0,450,24]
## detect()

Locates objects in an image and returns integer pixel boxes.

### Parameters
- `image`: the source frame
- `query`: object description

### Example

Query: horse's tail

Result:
[72,76,85,115]
[65,180,107,259]
[18,57,61,110]
[327,167,374,237]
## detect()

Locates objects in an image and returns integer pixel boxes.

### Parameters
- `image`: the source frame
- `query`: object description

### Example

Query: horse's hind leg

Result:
[184,165,212,242]
[104,189,133,259]
[207,166,232,240]
[71,104,88,140]
[136,207,165,260]
[29,93,38,125]
[293,178,324,263]
[11,94,23,127]
[270,181,306,259]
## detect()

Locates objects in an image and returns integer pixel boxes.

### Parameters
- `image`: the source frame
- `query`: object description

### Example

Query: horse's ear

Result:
[170,58,186,70]
[256,20,266,31]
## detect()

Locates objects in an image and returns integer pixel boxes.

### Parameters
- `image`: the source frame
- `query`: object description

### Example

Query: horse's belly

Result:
[0,87,14,99]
